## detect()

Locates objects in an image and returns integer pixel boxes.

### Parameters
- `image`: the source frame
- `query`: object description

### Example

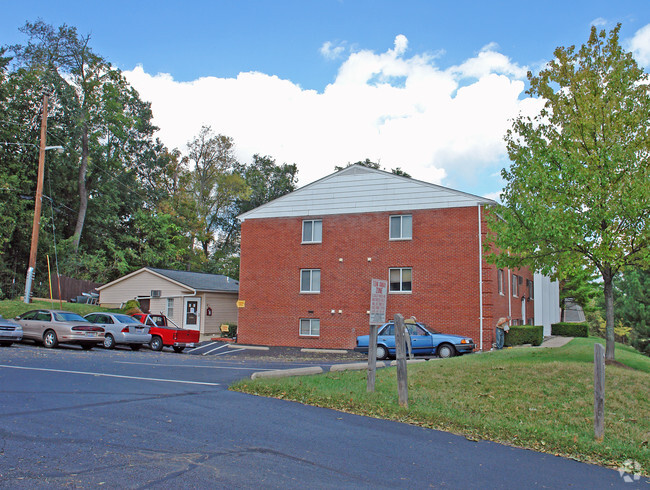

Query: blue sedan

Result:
[355,322,475,360]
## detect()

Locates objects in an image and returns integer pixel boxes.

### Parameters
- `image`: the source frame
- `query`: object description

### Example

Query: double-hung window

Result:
[389,215,412,240]
[300,269,321,293]
[302,219,322,243]
[167,298,174,318]
[497,269,504,295]
[300,318,320,336]
[526,279,534,300]
[389,267,412,293]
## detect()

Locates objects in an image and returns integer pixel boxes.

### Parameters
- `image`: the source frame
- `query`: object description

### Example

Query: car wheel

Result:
[43,330,58,348]
[437,343,456,359]
[81,344,94,350]
[103,334,115,349]
[129,344,141,351]
[172,346,185,353]
[150,336,163,351]
[376,344,389,360]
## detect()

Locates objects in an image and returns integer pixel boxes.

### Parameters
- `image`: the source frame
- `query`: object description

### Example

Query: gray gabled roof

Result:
[238,164,496,221]
[147,268,239,293]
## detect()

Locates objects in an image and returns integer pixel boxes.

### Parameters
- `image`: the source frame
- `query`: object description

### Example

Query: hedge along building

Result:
[237,165,560,350]
[97,267,239,341]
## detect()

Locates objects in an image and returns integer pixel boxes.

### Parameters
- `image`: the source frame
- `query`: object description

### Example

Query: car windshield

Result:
[113,314,138,323]
[53,312,88,322]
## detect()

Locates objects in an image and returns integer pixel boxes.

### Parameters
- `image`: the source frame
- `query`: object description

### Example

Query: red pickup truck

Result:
[131,313,200,353]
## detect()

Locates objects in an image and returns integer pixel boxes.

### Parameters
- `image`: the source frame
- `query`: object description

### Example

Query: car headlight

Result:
[460,338,473,344]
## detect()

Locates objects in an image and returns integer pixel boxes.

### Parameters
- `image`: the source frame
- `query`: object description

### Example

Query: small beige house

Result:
[98,267,239,340]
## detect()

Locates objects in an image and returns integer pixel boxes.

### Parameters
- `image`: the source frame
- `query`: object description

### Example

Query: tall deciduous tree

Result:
[486,25,650,360]
[10,20,156,251]
[185,126,249,256]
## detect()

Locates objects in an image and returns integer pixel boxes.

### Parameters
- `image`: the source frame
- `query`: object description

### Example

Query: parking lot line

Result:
[114,361,274,371]
[201,343,229,355]
[0,364,220,386]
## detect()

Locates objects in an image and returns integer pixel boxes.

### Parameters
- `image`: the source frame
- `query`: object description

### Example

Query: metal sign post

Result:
[368,279,388,392]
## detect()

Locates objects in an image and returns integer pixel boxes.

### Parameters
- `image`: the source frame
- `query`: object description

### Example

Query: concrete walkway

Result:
[539,335,574,348]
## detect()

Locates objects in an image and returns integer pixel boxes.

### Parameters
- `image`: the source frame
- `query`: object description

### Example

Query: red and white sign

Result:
[370,278,388,325]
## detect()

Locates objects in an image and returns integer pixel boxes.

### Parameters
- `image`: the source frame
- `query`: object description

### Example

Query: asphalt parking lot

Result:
[0,342,632,489]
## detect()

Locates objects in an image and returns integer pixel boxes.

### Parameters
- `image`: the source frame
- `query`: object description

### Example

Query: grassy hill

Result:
[232,338,649,475]
[0,299,115,319]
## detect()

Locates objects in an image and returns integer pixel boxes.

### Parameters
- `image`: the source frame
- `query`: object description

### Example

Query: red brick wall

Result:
[238,206,534,350]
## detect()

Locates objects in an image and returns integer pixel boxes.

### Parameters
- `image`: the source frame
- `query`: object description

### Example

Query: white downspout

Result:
[478,205,483,351]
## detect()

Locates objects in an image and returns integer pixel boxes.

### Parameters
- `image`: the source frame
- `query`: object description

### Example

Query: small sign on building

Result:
[370,278,388,325]
[236,300,245,308]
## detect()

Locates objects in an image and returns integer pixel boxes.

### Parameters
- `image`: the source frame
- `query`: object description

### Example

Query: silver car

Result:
[0,314,23,346]
[84,312,151,350]
[16,310,104,349]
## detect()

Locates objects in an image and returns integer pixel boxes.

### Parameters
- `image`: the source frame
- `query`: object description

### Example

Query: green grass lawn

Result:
[232,338,650,475]
[0,298,115,319]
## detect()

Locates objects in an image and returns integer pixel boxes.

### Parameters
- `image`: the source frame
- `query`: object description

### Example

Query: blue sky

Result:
[3,1,650,198]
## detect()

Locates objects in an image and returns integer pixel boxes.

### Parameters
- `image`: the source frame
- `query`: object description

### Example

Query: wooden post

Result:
[594,343,605,442]
[395,314,408,407]
[367,324,378,392]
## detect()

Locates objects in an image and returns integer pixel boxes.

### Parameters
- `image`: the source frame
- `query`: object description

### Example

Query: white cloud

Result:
[591,17,608,27]
[124,35,539,192]
[628,23,650,67]
[320,41,347,60]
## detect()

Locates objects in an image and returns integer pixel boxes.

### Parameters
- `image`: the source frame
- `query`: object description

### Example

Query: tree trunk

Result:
[72,122,89,251]
[602,267,616,360]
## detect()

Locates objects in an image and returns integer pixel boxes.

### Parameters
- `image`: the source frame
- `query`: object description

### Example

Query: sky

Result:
[2,0,650,200]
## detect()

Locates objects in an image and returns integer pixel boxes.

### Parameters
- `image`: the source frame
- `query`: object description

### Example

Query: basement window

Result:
[299,318,320,336]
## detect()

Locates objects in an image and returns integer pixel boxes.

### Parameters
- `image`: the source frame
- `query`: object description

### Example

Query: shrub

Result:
[123,299,142,315]
[552,322,589,337]
[504,325,543,347]
[221,323,237,338]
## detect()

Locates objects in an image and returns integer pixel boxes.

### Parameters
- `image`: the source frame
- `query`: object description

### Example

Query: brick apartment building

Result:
[237,165,559,350]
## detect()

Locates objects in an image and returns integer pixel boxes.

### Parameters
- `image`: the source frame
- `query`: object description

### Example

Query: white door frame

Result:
[183,297,201,332]
[521,296,526,325]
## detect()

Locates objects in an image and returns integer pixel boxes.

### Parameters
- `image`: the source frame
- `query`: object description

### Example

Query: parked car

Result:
[131,313,199,353]
[84,312,151,350]
[355,321,475,359]
[0,314,23,347]
[15,310,105,350]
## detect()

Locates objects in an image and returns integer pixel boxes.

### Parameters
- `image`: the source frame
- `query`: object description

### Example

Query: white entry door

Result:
[184,297,201,331]
[521,296,526,325]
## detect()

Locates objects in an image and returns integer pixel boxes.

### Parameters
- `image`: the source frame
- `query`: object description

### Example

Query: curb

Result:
[251,366,323,379]
[330,362,383,372]
[301,348,348,354]
[230,344,270,351]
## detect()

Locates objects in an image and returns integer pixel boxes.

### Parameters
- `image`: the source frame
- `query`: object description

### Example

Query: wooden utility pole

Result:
[594,343,605,442]
[395,314,408,407]
[24,92,49,304]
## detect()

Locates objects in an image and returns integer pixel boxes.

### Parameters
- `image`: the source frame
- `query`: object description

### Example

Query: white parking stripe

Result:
[210,348,246,357]
[0,364,220,386]
[202,344,229,356]
[186,342,219,354]
[115,361,274,371]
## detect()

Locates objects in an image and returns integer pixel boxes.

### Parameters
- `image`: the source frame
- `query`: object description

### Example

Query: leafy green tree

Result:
[559,267,601,321]
[184,126,249,257]
[10,20,157,251]
[614,268,650,355]
[486,25,650,360]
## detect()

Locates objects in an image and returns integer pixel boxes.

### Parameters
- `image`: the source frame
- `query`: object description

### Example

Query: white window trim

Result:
[498,269,505,296]
[389,214,412,241]
[302,219,322,244]
[389,267,412,294]
[300,269,321,293]
[299,318,320,337]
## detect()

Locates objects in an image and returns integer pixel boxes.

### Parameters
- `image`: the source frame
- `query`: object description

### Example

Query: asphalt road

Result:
[0,343,639,488]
